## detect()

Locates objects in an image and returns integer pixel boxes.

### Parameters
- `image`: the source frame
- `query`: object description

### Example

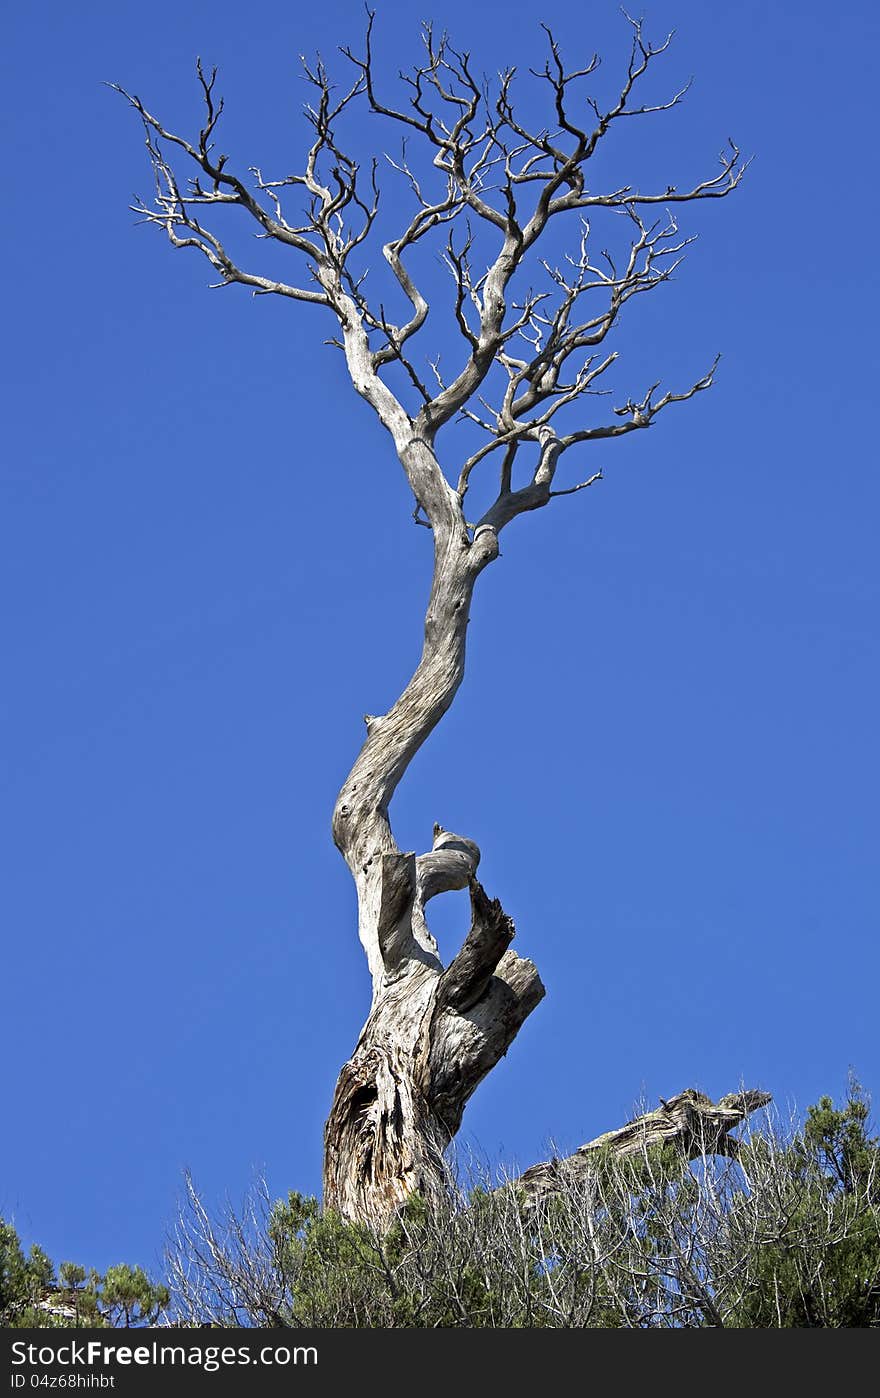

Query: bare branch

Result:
[518,1089,775,1202]
[117,17,748,1230]
[549,470,604,499]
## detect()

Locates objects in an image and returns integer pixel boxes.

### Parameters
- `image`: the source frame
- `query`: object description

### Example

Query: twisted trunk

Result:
[323,866,545,1224]
[322,439,770,1228]
[324,487,546,1226]
[116,15,762,1236]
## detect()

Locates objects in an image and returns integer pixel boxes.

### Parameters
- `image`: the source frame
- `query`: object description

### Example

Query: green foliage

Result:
[170,1081,880,1329]
[264,1188,541,1327]
[8,1083,879,1328]
[101,1264,169,1328]
[1,1220,57,1327]
[0,1220,168,1328]
[728,1079,880,1327]
[804,1080,878,1194]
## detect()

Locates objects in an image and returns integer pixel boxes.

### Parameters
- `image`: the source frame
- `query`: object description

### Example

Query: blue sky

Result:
[2,0,878,1283]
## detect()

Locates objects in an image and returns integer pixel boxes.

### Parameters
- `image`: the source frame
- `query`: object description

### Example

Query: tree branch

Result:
[116,15,746,1018]
[518,1089,774,1201]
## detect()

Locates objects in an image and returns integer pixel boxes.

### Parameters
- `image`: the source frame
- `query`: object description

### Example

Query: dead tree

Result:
[115,14,767,1229]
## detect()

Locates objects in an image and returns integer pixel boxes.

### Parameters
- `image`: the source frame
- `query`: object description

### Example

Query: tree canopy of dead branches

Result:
[115,14,759,1229]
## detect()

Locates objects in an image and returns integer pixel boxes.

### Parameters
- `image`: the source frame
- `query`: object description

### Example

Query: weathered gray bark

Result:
[322,438,770,1225]
[116,15,761,1232]
[324,489,545,1225]
[323,861,545,1224]
[518,1089,774,1203]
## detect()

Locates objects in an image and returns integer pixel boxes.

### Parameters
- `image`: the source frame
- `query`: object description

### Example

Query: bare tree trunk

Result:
[322,455,770,1229]
[115,16,762,1233]
[323,871,545,1224]
[324,514,545,1226]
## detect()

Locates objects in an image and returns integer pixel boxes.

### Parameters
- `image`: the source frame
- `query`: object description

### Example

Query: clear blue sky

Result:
[3,0,878,1283]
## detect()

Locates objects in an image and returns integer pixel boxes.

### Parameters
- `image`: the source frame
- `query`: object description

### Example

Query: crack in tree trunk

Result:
[324,818,545,1224]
